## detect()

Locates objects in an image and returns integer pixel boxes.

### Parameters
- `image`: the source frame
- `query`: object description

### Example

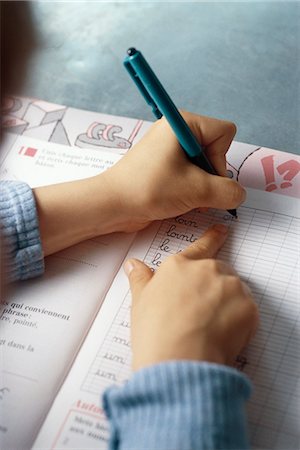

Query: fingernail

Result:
[123,259,135,277]
[213,224,229,234]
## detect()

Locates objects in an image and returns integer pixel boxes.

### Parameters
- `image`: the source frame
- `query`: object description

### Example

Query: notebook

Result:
[0,96,299,450]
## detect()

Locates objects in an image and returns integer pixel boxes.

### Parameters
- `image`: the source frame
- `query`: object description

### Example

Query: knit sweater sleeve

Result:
[0,180,44,282]
[103,361,252,450]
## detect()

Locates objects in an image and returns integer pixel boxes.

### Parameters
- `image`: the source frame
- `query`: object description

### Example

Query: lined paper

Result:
[33,189,300,450]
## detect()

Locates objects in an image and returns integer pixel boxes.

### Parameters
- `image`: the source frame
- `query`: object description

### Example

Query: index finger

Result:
[180,224,229,260]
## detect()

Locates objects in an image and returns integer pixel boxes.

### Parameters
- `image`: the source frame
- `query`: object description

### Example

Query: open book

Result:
[0,97,299,450]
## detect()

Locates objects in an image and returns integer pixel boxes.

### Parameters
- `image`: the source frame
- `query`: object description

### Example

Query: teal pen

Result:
[123,47,237,218]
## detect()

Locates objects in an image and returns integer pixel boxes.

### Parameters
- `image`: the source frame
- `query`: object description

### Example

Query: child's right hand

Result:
[34,111,245,256]
[124,224,259,371]
[104,112,245,233]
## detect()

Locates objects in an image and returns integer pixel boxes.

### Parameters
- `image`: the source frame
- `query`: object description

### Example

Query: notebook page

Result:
[0,136,136,449]
[33,188,300,450]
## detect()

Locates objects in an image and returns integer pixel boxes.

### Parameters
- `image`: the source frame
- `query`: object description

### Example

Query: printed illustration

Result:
[18,146,38,158]
[2,96,144,155]
[2,97,70,145]
[75,119,143,153]
[23,100,66,128]
[227,146,300,198]
[1,115,28,135]
[2,96,299,197]
[76,122,131,150]
[260,155,300,191]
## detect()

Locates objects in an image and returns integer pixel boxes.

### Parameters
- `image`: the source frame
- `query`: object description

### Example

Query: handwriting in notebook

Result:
[80,204,300,449]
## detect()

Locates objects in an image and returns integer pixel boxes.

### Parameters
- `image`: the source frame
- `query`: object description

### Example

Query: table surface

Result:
[24,2,299,155]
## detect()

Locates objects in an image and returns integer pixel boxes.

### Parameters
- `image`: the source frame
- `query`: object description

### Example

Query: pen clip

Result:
[124,59,162,119]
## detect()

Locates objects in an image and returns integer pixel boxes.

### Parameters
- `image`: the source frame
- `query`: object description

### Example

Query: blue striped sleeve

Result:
[103,360,252,450]
[0,180,44,282]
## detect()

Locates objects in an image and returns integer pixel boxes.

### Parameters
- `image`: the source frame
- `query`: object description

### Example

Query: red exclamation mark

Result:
[261,155,277,192]
[277,160,300,189]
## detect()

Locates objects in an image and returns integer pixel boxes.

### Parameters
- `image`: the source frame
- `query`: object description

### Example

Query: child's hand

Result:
[124,224,259,371]
[104,111,246,232]
[34,111,246,256]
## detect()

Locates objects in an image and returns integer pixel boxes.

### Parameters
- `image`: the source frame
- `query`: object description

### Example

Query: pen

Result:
[123,47,237,219]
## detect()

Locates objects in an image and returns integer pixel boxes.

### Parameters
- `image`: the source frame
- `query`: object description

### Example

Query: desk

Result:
[24,2,299,154]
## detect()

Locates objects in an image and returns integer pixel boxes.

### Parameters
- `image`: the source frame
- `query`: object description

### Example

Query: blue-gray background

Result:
[26,1,299,154]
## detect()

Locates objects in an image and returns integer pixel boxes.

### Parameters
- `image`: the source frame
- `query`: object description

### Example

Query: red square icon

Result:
[24,147,38,157]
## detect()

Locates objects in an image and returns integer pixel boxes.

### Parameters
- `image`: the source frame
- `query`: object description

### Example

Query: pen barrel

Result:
[127,52,210,161]
[125,49,236,217]
[125,49,217,176]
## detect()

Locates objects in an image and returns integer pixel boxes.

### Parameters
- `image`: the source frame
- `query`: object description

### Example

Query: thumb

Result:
[123,258,153,300]
[199,171,246,210]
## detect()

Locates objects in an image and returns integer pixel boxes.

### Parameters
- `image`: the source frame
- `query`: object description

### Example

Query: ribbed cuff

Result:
[103,361,252,450]
[0,181,44,282]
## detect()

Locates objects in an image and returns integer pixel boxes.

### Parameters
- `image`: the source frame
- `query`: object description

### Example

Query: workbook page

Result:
[0,136,136,449]
[33,189,300,450]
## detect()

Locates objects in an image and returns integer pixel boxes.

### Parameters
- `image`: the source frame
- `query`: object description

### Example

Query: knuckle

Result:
[167,253,186,269]
[215,259,230,272]
[227,275,243,292]
[224,120,237,137]
[194,241,211,255]
[218,260,237,275]
[171,252,184,263]
[204,259,220,273]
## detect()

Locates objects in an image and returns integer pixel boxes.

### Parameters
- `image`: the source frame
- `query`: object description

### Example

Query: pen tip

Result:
[228,209,238,219]
[127,47,137,56]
